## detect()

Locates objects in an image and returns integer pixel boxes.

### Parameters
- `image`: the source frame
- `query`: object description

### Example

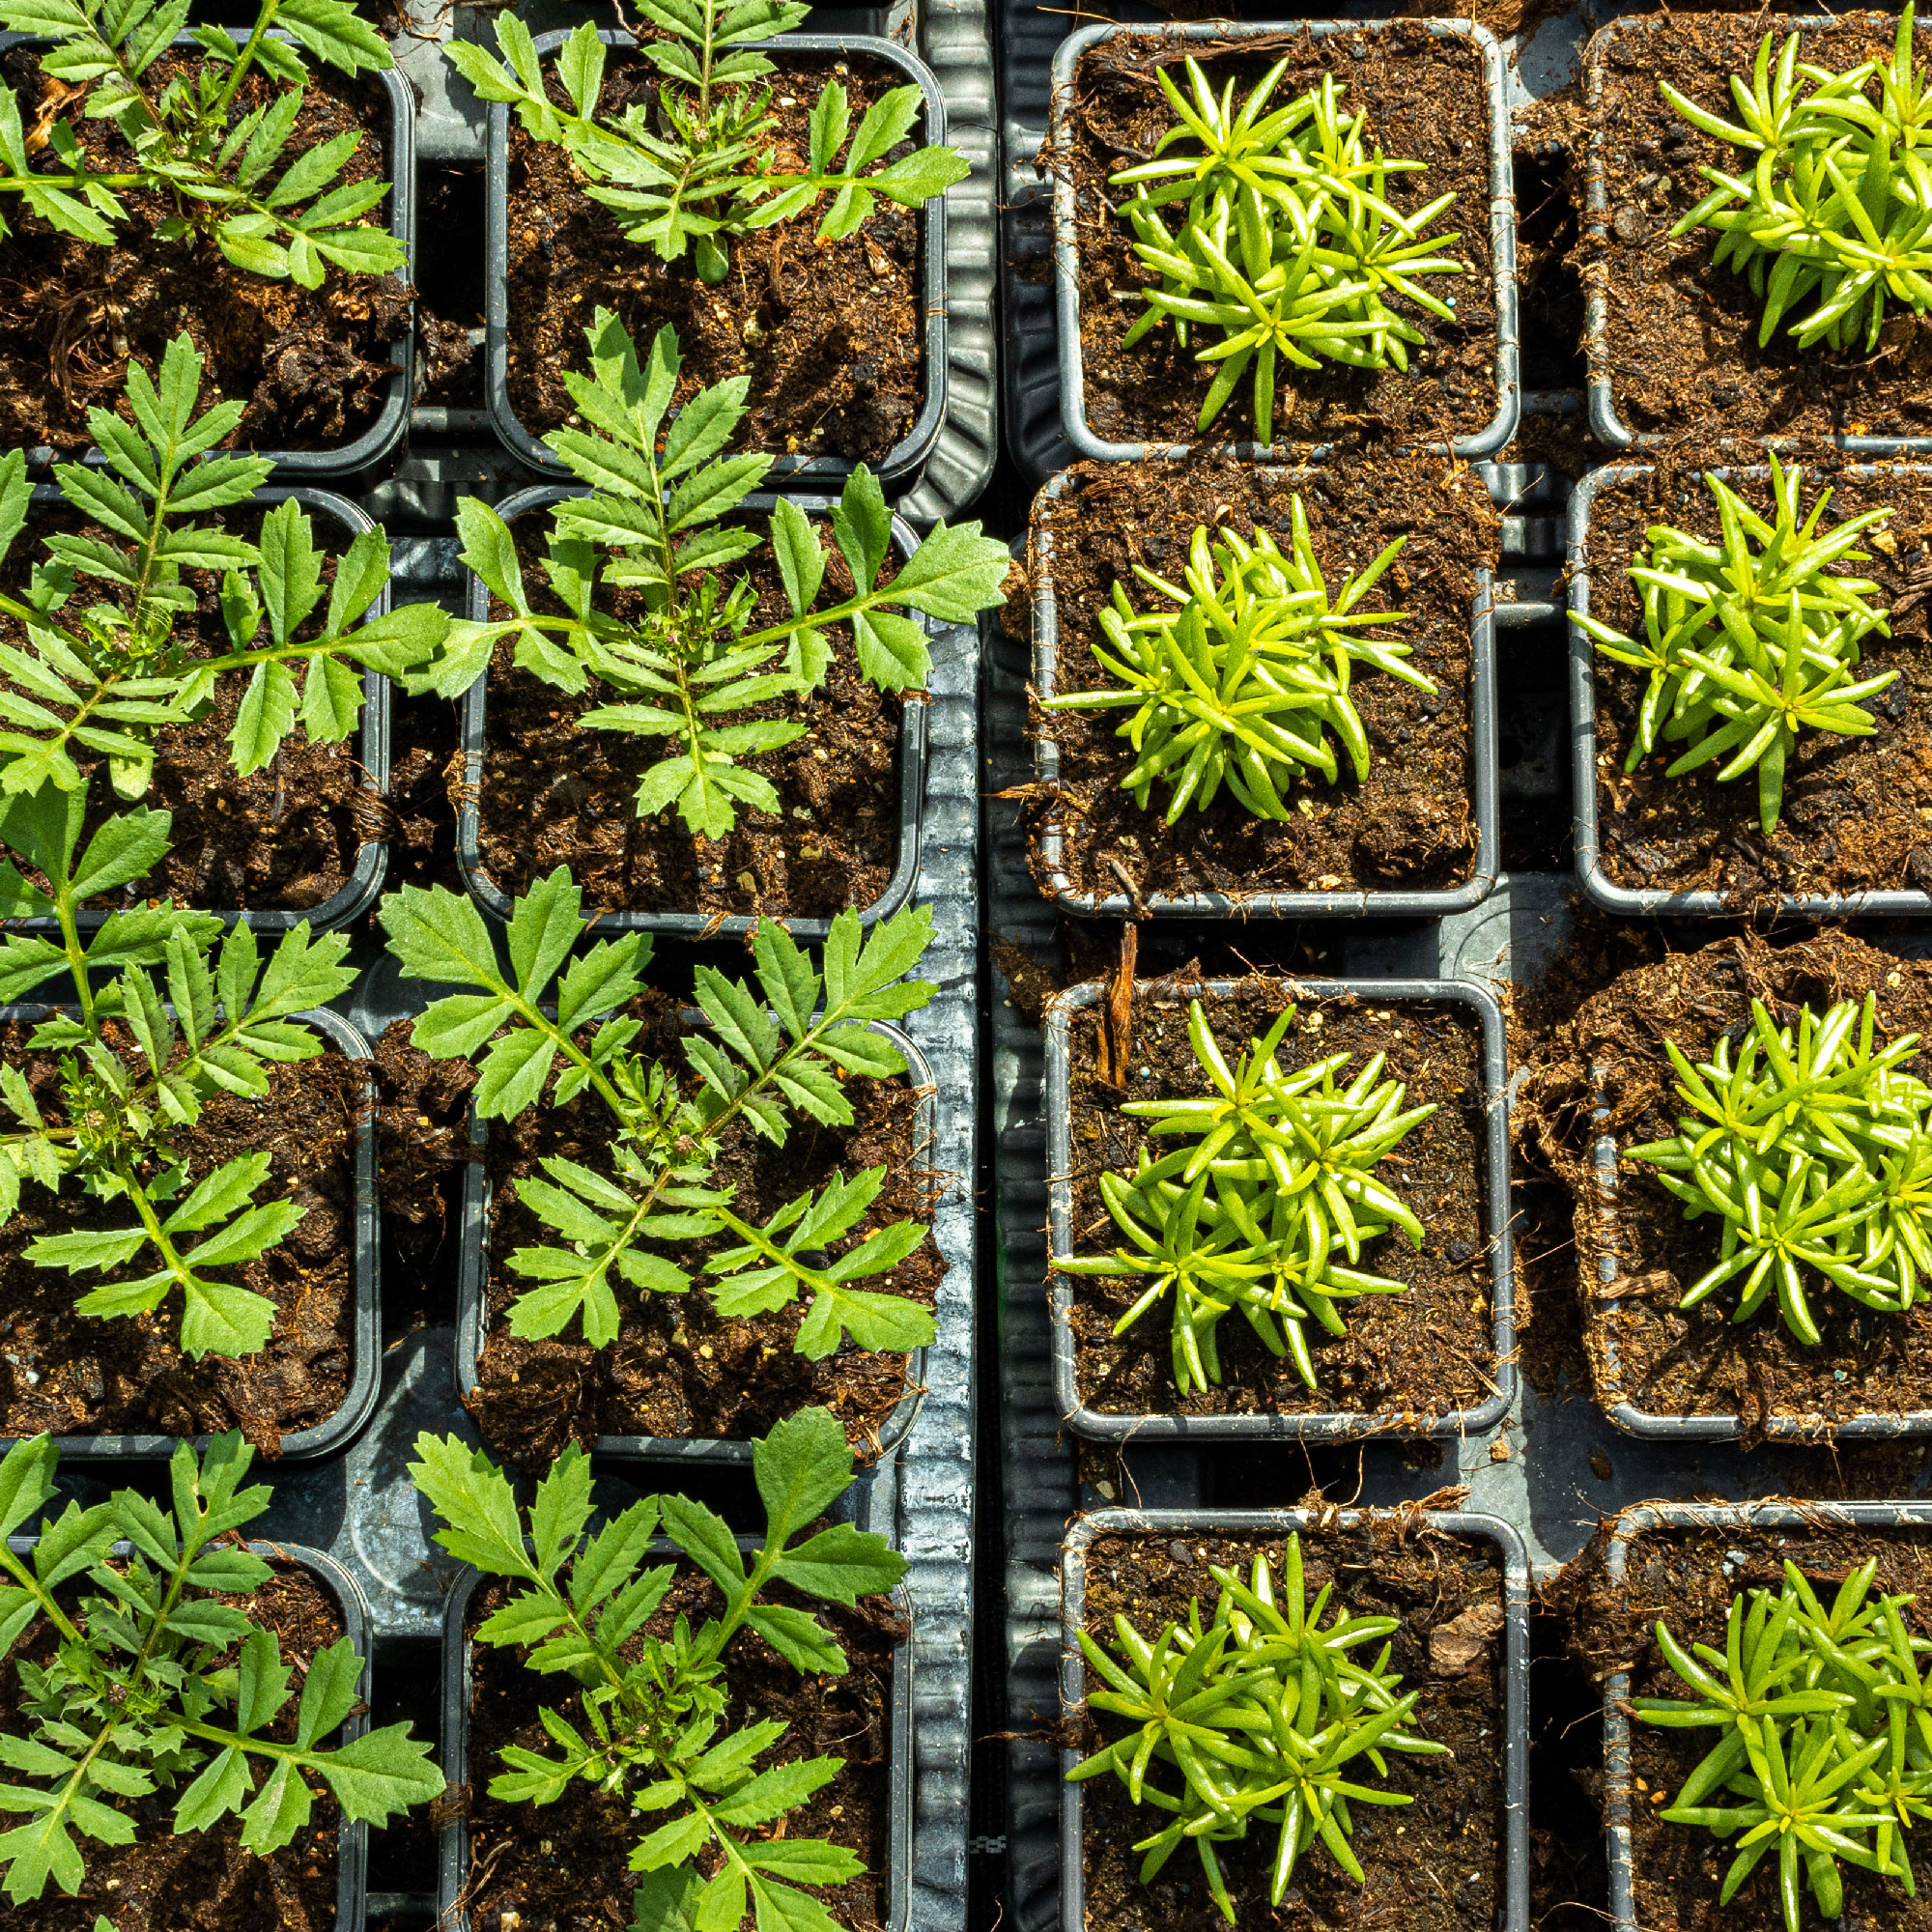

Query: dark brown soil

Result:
[1075,1524,1506,1932]
[1585,13,1932,446]
[467,1002,939,1464]
[1521,928,1932,1431]
[0,1022,365,1450]
[1558,1516,1932,1932]
[1029,457,1497,901]
[0,1559,349,1932]
[1063,26,1500,450]
[0,504,374,915]
[372,1017,478,1331]
[472,514,904,923]
[505,52,924,467]
[1587,466,1932,901]
[0,51,408,457]
[462,1566,904,1932]
[1062,977,1496,1420]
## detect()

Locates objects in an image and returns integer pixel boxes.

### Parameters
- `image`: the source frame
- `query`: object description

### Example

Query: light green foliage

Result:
[411,1406,905,1932]
[422,311,1008,838]
[0,781,355,1357]
[1635,1556,1932,1932]
[1067,1535,1446,1921]
[1040,497,1430,822]
[1057,999,1435,1394]
[446,8,967,284]
[0,1430,441,1904]
[0,335,456,802]
[1662,6,1932,353]
[1577,459,1896,836]
[0,0,403,286]
[382,868,938,1360]
[1624,992,1932,1347]
[1110,60,1464,440]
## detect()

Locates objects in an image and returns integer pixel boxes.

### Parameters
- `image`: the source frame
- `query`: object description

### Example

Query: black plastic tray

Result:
[1058,1506,1532,1932]
[481,29,951,491]
[1043,973,1517,1440]
[0,1003,381,1461]
[1028,466,1501,917]
[454,482,927,940]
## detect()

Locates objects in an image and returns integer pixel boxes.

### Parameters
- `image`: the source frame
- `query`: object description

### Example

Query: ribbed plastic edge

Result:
[481,30,950,491]
[1060,1507,1531,1932]
[1029,466,1501,917]
[1047,18,1520,464]
[436,1554,916,1932]
[1042,973,1518,1440]
[1567,460,1932,917]
[453,483,927,939]
[0,1005,382,1461]
[453,1017,933,1463]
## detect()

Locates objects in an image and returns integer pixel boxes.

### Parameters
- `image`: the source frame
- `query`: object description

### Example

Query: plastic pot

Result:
[1043,973,1518,1441]
[1059,1506,1531,1932]
[437,1551,915,1932]
[481,29,950,492]
[0,1004,381,1461]
[1029,466,1501,918]
[454,483,926,940]
[1567,461,1932,918]
[1046,18,1520,464]
[454,1016,932,1463]
[7,483,394,934]
[0,34,413,482]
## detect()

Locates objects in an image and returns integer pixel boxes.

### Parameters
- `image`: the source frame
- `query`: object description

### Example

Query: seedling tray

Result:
[10,483,393,935]
[1567,460,1932,918]
[481,29,951,492]
[1042,973,1517,1441]
[1058,1506,1531,1932]
[436,1555,916,1932]
[1045,17,1520,464]
[0,1003,381,1462]
[1029,466,1501,918]
[454,483,927,940]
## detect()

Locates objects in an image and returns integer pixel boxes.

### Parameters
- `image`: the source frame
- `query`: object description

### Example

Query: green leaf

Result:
[409,1433,540,1581]
[771,1522,907,1605]
[880,519,1012,622]
[315,1724,446,1824]
[658,1495,745,1594]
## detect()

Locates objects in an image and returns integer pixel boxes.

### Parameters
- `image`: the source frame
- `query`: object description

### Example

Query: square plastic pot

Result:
[8,483,395,934]
[1600,1501,1932,1931]
[0,1004,381,1461]
[1582,15,1932,459]
[436,1551,915,1932]
[454,1016,931,1463]
[482,29,949,491]
[1047,18,1520,464]
[1029,466,1501,918]
[0,33,413,482]
[1567,461,1932,918]
[1043,974,1518,1441]
[454,482,926,940]
[1059,1506,1531,1932]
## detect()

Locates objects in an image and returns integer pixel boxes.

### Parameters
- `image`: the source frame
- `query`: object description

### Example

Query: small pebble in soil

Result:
[1168,1541,1190,1562]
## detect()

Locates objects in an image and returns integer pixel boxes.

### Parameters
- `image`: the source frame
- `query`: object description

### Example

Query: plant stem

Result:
[213,0,285,122]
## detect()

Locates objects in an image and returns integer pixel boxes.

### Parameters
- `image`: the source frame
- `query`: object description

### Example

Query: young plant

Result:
[0,780,356,1358]
[446,8,968,285]
[1661,6,1932,354]
[1068,1534,1446,1921]
[381,867,937,1361]
[1111,62,1464,439]
[1624,991,1932,1345]
[0,0,405,287]
[419,310,1009,838]
[0,333,457,802]
[411,1406,904,1932]
[1041,498,1429,823]
[1634,1555,1932,1932]
[1576,457,1896,835]
[0,1429,441,1904]
[1057,999,1435,1394]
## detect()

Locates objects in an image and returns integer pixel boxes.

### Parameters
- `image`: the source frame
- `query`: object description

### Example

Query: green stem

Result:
[0,1542,84,1646]
[213,0,285,122]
